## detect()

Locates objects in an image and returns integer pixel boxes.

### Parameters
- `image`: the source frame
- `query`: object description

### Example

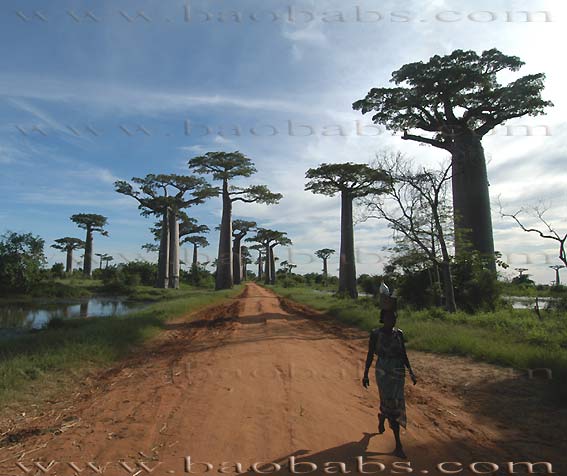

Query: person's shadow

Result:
[237,432,392,475]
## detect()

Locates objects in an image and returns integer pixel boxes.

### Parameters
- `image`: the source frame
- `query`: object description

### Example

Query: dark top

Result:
[364,327,411,373]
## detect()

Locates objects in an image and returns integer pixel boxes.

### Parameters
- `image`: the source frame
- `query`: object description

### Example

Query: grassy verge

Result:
[270,284,567,403]
[0,285,242,406]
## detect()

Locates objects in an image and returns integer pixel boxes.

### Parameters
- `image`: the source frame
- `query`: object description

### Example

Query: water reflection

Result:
[0,297,147,331]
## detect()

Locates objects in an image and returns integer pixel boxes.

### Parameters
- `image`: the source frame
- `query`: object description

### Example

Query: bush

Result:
[0,231,46,294]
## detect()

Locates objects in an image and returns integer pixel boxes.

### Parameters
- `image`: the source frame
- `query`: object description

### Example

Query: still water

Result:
[0,297,148,332]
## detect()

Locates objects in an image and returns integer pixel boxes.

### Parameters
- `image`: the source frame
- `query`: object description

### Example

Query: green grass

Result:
[271,284,567,403]
[0,285,242,406]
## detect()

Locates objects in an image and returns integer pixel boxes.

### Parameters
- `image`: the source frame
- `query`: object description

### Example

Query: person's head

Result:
[380,309,397,329]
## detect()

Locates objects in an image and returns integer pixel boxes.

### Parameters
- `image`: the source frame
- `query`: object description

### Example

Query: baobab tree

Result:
[247,228,291,285]
[315,248,335,277]
[249,244,264,280]
[232,220,256,285]
[305,163,388,298]
[51,237,85,273]
[182,236,209,269]
[102,255,114,269]
[70,214,108,277]
[188,151,282,290]
[549,265,565,287]
[241,246,252,281]
[280,260,297,275]
[115,174,216,288]
[353,48,552,269]
[95,253,107,270]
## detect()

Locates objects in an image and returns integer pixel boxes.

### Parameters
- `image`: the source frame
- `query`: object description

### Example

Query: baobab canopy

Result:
[352,48,553,145]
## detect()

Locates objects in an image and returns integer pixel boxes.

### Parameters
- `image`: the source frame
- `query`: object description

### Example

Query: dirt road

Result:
[1,283,565,475]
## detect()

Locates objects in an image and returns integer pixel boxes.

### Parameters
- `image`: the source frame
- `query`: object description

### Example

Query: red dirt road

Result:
[1,283,565,475]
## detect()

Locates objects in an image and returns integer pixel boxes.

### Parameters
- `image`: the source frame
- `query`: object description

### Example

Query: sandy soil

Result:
[1,283,565,476]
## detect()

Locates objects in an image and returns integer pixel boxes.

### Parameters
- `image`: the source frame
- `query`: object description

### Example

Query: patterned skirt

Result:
[375,357,407,429]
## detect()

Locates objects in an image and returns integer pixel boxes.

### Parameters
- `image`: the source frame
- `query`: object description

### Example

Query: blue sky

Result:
[1,0,565,283]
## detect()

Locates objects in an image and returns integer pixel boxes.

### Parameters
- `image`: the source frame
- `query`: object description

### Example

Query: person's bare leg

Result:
[391,421,406,458]
[378,413,386,434]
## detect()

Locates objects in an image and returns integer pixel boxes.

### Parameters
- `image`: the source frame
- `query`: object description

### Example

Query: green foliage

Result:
[305,162,389,197]
[188,151,256,181]
[50,263,66,279]
[353,48,553,141]
[183,264,214,288]
[0,286,241,405]
[452,253,500,312]
[70,214,108,235]
[0,231,46,294]
[271,285,567,404]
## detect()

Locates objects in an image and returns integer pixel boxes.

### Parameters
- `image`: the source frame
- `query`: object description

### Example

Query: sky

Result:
[0,0,565,284]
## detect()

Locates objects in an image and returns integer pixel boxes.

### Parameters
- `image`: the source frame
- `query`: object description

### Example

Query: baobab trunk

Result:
[66,249,73,274]
[168,210,180,289]
[232,239,242,285]
[451,131,495,271]
[157,208,170,288]
[83,227,93,277]
[339,191,358,298]
[322,258,328,277]
[269,245,277,285]
[264,245,271,285]
[216,178,234,290]
[242,259,247,281]
[192,243,198,268]
[257,251,263,280]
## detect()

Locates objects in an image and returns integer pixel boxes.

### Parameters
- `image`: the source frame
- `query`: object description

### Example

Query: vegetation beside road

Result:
[270,284,567,403]
[0,285,242,407]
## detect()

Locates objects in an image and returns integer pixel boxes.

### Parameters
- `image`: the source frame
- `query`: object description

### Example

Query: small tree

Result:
[70,214,108,277]
[305,163,388,298]
[0,231,46,293]
[500,203,567,270]
[51,237,85,273]
[188,151,282,290]
[361,151,457,312]
[315,248,335,278]
[354,48,552,268]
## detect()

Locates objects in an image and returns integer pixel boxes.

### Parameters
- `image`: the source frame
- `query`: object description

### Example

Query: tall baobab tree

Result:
[188,151,282,290]
[95,253,107,270]
[315,248,335,277]
[102,255,114,269]
[51,237,85,273]
[232,220,256,285]
[249,244,264,280]
[305,163,388,298]
[269,233,292,285]
[241,246,252,281]
[353,48,552,269]
[70,214,108,277]
[247,228,290,285]
[550,265,565,287]
[115,174,216,289]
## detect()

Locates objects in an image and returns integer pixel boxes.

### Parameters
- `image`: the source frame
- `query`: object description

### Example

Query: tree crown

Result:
[52,237,85,251]
[315,248,336,260]
[305,163,389,197]
[353,48,553,148]
[188,151,257,181]
[70,214,109,235]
